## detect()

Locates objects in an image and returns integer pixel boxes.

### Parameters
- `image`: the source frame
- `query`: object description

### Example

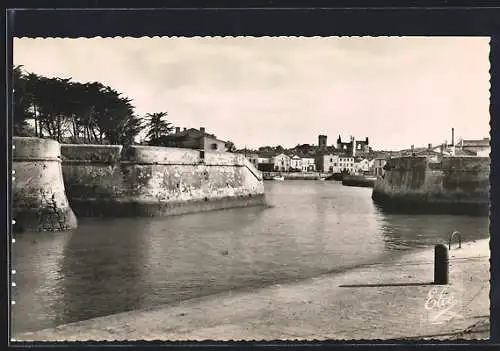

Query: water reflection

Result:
[376,211,489,251]
[139,206,268,306]
[58,218,147,327]
[12,231,73,332]
[12,181,490,333]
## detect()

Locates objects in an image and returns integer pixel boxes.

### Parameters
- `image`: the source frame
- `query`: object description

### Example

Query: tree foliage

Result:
[225,141,236,153]
[12,65,144,146]
[13,66,34,136]
[144,112,174,145]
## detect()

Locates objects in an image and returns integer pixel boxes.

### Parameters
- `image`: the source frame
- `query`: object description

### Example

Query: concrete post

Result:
[434,244,449,285]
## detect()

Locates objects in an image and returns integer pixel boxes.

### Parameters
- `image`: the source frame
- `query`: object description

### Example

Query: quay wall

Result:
[262,171,329,180]
[60,144,266,217]
[13,137,78,232]
[372,156,490,215]
[342,175,377,188]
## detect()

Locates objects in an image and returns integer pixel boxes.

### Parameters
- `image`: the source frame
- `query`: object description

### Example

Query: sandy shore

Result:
[14,238,490,342]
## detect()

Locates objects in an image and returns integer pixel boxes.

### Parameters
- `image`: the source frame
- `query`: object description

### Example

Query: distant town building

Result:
[243,153,260,167]
[272,153,292,172]
[354,158,370,173]
[370,158,387,177]
[290,155,303,171]
[289,154,316,172]
[456,137,490,156]
[338,155,355,173]
[301,157,316,172]
[318,135,328,149]
[399,137,488,158]
[258,156,273,164]
[255,153,275,171]
[156,127,227,152]
[315,154,340,173]
[337,135,370,156]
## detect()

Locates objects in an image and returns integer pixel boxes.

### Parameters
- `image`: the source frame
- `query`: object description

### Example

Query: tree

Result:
[258,146,274,154]
[93,86,138,145]
[225,141,237,152]
[12,65,34,136]
[144,112,173,144]
[12,67,143,145]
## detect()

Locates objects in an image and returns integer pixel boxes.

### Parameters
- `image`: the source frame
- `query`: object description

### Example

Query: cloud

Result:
[14,36,490,150]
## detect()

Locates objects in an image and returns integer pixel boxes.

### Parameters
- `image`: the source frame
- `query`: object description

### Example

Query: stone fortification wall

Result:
[61,144,265,217]
[372,156,489,215]
[13,137,78,232]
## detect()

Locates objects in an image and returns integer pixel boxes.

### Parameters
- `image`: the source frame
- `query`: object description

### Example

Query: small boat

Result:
[262,173,275,180]
[273,175,285,181]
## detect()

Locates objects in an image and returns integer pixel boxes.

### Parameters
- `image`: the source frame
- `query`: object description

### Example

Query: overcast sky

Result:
[14,37,490,150]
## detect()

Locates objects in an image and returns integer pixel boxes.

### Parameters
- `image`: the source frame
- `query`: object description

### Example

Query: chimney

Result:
[451,128,455,146]
[175,127,180,134]
[200,127,205,134]
[428,143,432,150]
[183,127,187,131]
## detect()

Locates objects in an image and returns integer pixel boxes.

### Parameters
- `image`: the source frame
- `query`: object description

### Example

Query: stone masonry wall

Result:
[13,137,78,232]
[372,156,490,214]
[61,144,265,217]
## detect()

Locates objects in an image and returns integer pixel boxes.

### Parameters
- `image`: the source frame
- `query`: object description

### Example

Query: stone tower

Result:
[318,135,327,149]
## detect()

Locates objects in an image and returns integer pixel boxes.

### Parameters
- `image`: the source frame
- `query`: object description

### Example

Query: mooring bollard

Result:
[434,244,449,285]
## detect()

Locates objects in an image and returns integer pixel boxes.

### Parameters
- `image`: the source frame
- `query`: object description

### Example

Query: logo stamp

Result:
[423,285,463,324]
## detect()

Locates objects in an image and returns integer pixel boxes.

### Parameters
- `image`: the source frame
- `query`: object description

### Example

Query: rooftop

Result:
[457,138,490,148]
[170,127,226,143]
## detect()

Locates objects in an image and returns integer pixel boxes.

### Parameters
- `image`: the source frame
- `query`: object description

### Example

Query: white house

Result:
[477,149,490,157]
[301,157,316,172]
[338,156,355,174]
[456,137,490,156]
[290,155,303,171]
[354,158,370,173]
[257,156,272,164]
[244,153,260,168]
[272,153,292,172]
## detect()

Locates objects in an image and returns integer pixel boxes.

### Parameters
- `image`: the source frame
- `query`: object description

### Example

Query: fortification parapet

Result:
[372,155,490,215]
[61,144,266,217]
[13,137,78,232]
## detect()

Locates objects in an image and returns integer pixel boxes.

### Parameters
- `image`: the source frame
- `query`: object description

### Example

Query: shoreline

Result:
[13,238,490,341]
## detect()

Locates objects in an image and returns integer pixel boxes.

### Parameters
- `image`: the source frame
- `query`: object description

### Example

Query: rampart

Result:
[372,156,490,215]
[60,144,266,217]
[13,137,78,232]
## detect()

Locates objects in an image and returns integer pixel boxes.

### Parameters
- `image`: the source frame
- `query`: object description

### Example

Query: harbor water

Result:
[11,180,489,334]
